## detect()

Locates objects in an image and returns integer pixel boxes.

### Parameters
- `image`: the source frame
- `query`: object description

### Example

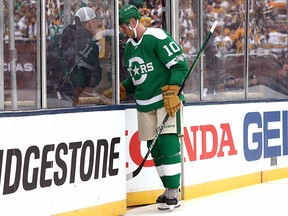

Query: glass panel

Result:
[46,0,114,108]
[179,0,200,101]
[2,0,288,112]
[178,0,248,102]
[3,0,38,110]
[247,0,288,99]
[119,1,133,104]
[202,0,245,101]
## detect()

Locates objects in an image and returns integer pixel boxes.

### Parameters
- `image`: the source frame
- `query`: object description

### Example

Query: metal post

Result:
[8,0,18,110]
[169,0,178,41]
[63,0,72,27]
[244,0,249,98]
[38,0,47,108]
[162,0,168,32]
[0,0,4,110]
[114,0,120,104]
[199,0,204,99]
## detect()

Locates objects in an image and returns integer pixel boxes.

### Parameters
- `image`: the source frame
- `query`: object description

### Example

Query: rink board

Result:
[0,101,288,215]
[0,109,127,216]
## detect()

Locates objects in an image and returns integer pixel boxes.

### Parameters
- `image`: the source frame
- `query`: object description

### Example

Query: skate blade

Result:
[158,202,181,211]
[157,203,169,210]
[169,202,181,212]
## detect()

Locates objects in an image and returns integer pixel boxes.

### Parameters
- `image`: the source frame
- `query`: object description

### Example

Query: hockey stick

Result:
[126,21,218,181]
[57,53,84,91]
[55,54,84,100]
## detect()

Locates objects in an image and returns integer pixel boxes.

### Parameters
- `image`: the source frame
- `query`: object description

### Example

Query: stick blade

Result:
[126,172,133,181]
[126,166,142,180]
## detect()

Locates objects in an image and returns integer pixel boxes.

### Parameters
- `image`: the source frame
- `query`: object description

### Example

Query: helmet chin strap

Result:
[129,20,139,38]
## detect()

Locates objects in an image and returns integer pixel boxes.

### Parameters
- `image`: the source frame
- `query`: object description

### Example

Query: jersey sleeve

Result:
[122,40,136,94]
[122,75,136,94]
[155,30,189,87]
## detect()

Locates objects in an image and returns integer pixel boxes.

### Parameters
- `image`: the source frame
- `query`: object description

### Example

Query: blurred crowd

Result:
[3,0,112,40]
[4,0,287,58]
[3,0,38,39]
[178,0,288,59]
[3,0,164,41]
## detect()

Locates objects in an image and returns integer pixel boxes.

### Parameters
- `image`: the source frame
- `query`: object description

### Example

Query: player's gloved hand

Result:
[103,88,112,98]
[103,83,126,100]
[119,83,126,100]
[161,85,181,117]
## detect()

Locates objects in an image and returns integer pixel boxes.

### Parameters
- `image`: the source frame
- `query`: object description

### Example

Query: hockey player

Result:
[104,4,189,210]
[59,7,102,106]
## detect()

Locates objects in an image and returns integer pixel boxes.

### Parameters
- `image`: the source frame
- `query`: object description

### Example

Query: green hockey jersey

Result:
[122,28,189,112]
[61,26,102,88]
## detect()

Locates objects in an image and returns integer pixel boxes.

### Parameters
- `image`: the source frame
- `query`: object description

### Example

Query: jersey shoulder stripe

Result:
[126,28,168,47]
[145,28,168,40]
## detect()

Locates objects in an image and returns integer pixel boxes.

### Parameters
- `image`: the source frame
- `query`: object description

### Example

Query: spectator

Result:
[258,28,279,54]
[150,0,162,20]
[258,28,273,44]
[221,14,233,29]
[27,13,37,39]
[216,27,236,56]
[14,11,25,38]
[234,24,253,53]
[267,62,288,96]
[139,2,151,17]
[95,8,106,59]
[146,0,155,9]
[181,11,193,29]
[151,19,162,28]
[184,32,197,57]
[211,0,226,18]
[224,75,242,91]
[249,74,258,87]
[48,16,64,42]
[14,0,23,11]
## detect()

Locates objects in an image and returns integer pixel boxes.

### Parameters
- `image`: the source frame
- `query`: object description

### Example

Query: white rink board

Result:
[0,101,288,215]
[0,110,126,216]
[125,101,288,192]
[182,102,288,185]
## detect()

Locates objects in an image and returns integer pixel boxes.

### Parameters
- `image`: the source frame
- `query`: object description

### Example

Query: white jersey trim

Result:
[128,28,167,46]
[144,28,167,40]
[136,94,162,106]
[166,53,186,69]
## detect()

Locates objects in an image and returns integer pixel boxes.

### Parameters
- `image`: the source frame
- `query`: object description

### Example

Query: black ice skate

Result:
[165,188,181,211]
[157,188,180,211]
[156,189,169,210]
